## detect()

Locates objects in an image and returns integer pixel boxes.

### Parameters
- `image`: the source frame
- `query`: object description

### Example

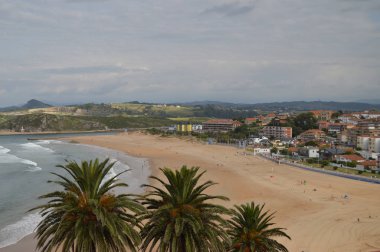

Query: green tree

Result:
[271,147,278,154]
[304,141,318,147]
[140,166,230,251]
[227,202,290,252]
[30,159,144,252]
[279,149,289,156]
[331,110,343,119]
[286,112,318,136]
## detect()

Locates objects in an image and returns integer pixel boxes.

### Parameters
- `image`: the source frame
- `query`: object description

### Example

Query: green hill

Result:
[0,113,174,132]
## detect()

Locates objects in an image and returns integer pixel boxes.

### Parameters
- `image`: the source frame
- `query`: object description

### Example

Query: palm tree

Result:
[140,166,230,252]
[227,202,290,252]
[30,158,145,252]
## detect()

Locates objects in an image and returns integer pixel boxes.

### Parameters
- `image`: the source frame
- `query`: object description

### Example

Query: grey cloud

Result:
[0,0,379,106]
[42,65,149,75]
[201,2,255,17]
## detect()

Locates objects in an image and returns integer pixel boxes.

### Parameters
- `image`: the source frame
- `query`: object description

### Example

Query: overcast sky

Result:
[0,0,379,106]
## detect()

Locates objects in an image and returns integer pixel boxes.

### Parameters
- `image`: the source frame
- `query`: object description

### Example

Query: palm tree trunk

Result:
[180,236,186,252]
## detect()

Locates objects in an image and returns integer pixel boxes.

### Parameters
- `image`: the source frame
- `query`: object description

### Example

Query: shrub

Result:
[321,160,329,167]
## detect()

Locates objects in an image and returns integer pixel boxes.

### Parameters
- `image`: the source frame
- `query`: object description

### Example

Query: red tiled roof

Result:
[288,147,299,152]
[204,119,242,125]
[301,129,325,134]
[360,160,377,167]
[337,155,365,161]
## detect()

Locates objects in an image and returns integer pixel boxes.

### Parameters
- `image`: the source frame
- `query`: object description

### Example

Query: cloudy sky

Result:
[0,0,379,106]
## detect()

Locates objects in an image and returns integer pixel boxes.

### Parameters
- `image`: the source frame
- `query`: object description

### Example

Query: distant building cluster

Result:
[169,109,380,173]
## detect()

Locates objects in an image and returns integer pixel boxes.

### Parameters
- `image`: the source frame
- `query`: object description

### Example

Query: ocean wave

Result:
[109,158,131,174]
[0,146,11,154]
[26,166,42,172]
[0,213,43,248]
[20,143,54,153]
[21,160,38,167]
[0,146,39,169]
[36,140,62,145]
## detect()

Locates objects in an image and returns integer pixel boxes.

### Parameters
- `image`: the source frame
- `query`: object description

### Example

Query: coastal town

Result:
[171,110,380,175]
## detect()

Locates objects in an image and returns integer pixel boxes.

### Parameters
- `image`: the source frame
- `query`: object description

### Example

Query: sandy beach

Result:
[2,132,380,252]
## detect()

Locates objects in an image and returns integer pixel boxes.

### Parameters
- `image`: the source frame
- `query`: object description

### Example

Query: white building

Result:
[357,136,370,151]
[192,124,203,132]
[338,114,359,125]
[299,147,319,158]
[252,148,271,155]
[369,137,380,153]
[248,136,268,145]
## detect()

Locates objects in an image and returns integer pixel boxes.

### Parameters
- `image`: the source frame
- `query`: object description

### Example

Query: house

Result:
[356,160,378,171]
[298,129,326,142]
[248,136,268,145]
[318,121,330,130]
[320,148,346,160]
[259,126,292,140]
[191,124,203,132]
[288,147,299,156]
[338,114,359,125]
[328,123,348,134]
[202,119,242,132]
[245,118,258,125]
[271,140,286,150]
[277,113,289,120]
[310,110,334,121]
[299,147,320,158]
[251,147,271,155]
[352,111,380,120]
[334,154,365,163]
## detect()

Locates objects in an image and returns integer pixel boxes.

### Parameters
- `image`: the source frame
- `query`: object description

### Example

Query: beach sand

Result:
[2,132,380,252]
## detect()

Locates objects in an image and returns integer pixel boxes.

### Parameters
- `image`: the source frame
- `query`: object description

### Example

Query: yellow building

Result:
[176,122,192,132]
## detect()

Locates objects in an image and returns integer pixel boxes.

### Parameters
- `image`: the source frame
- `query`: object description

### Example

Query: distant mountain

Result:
[0,99,52,112]
[21,99,51,109]
[248,101,380,111]
[177,101,240,107]
[356,99,380,105]
[177,100,380,111]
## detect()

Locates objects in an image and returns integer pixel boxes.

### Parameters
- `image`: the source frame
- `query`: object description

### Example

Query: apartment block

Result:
[259,126,292,140]
[298,129,326,142]
[203,119,242,132]
[369,137,380,153]
[356,136,370,151]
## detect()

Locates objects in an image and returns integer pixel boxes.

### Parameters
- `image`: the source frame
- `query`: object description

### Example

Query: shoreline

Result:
[0,129,123,136]
[2,132,380,252]
[0,135,150,252]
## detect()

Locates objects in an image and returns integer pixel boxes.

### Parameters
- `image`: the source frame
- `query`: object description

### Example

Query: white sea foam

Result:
[36,140,62,145]
[20,143,54,153]
[0,146,10,154]
[0,146,39,170]
[26,166,42,172]
[0,213,43,248]
[21,160,38,167]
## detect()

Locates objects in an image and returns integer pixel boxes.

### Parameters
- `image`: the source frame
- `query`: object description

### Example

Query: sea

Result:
[0,132,150,248]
